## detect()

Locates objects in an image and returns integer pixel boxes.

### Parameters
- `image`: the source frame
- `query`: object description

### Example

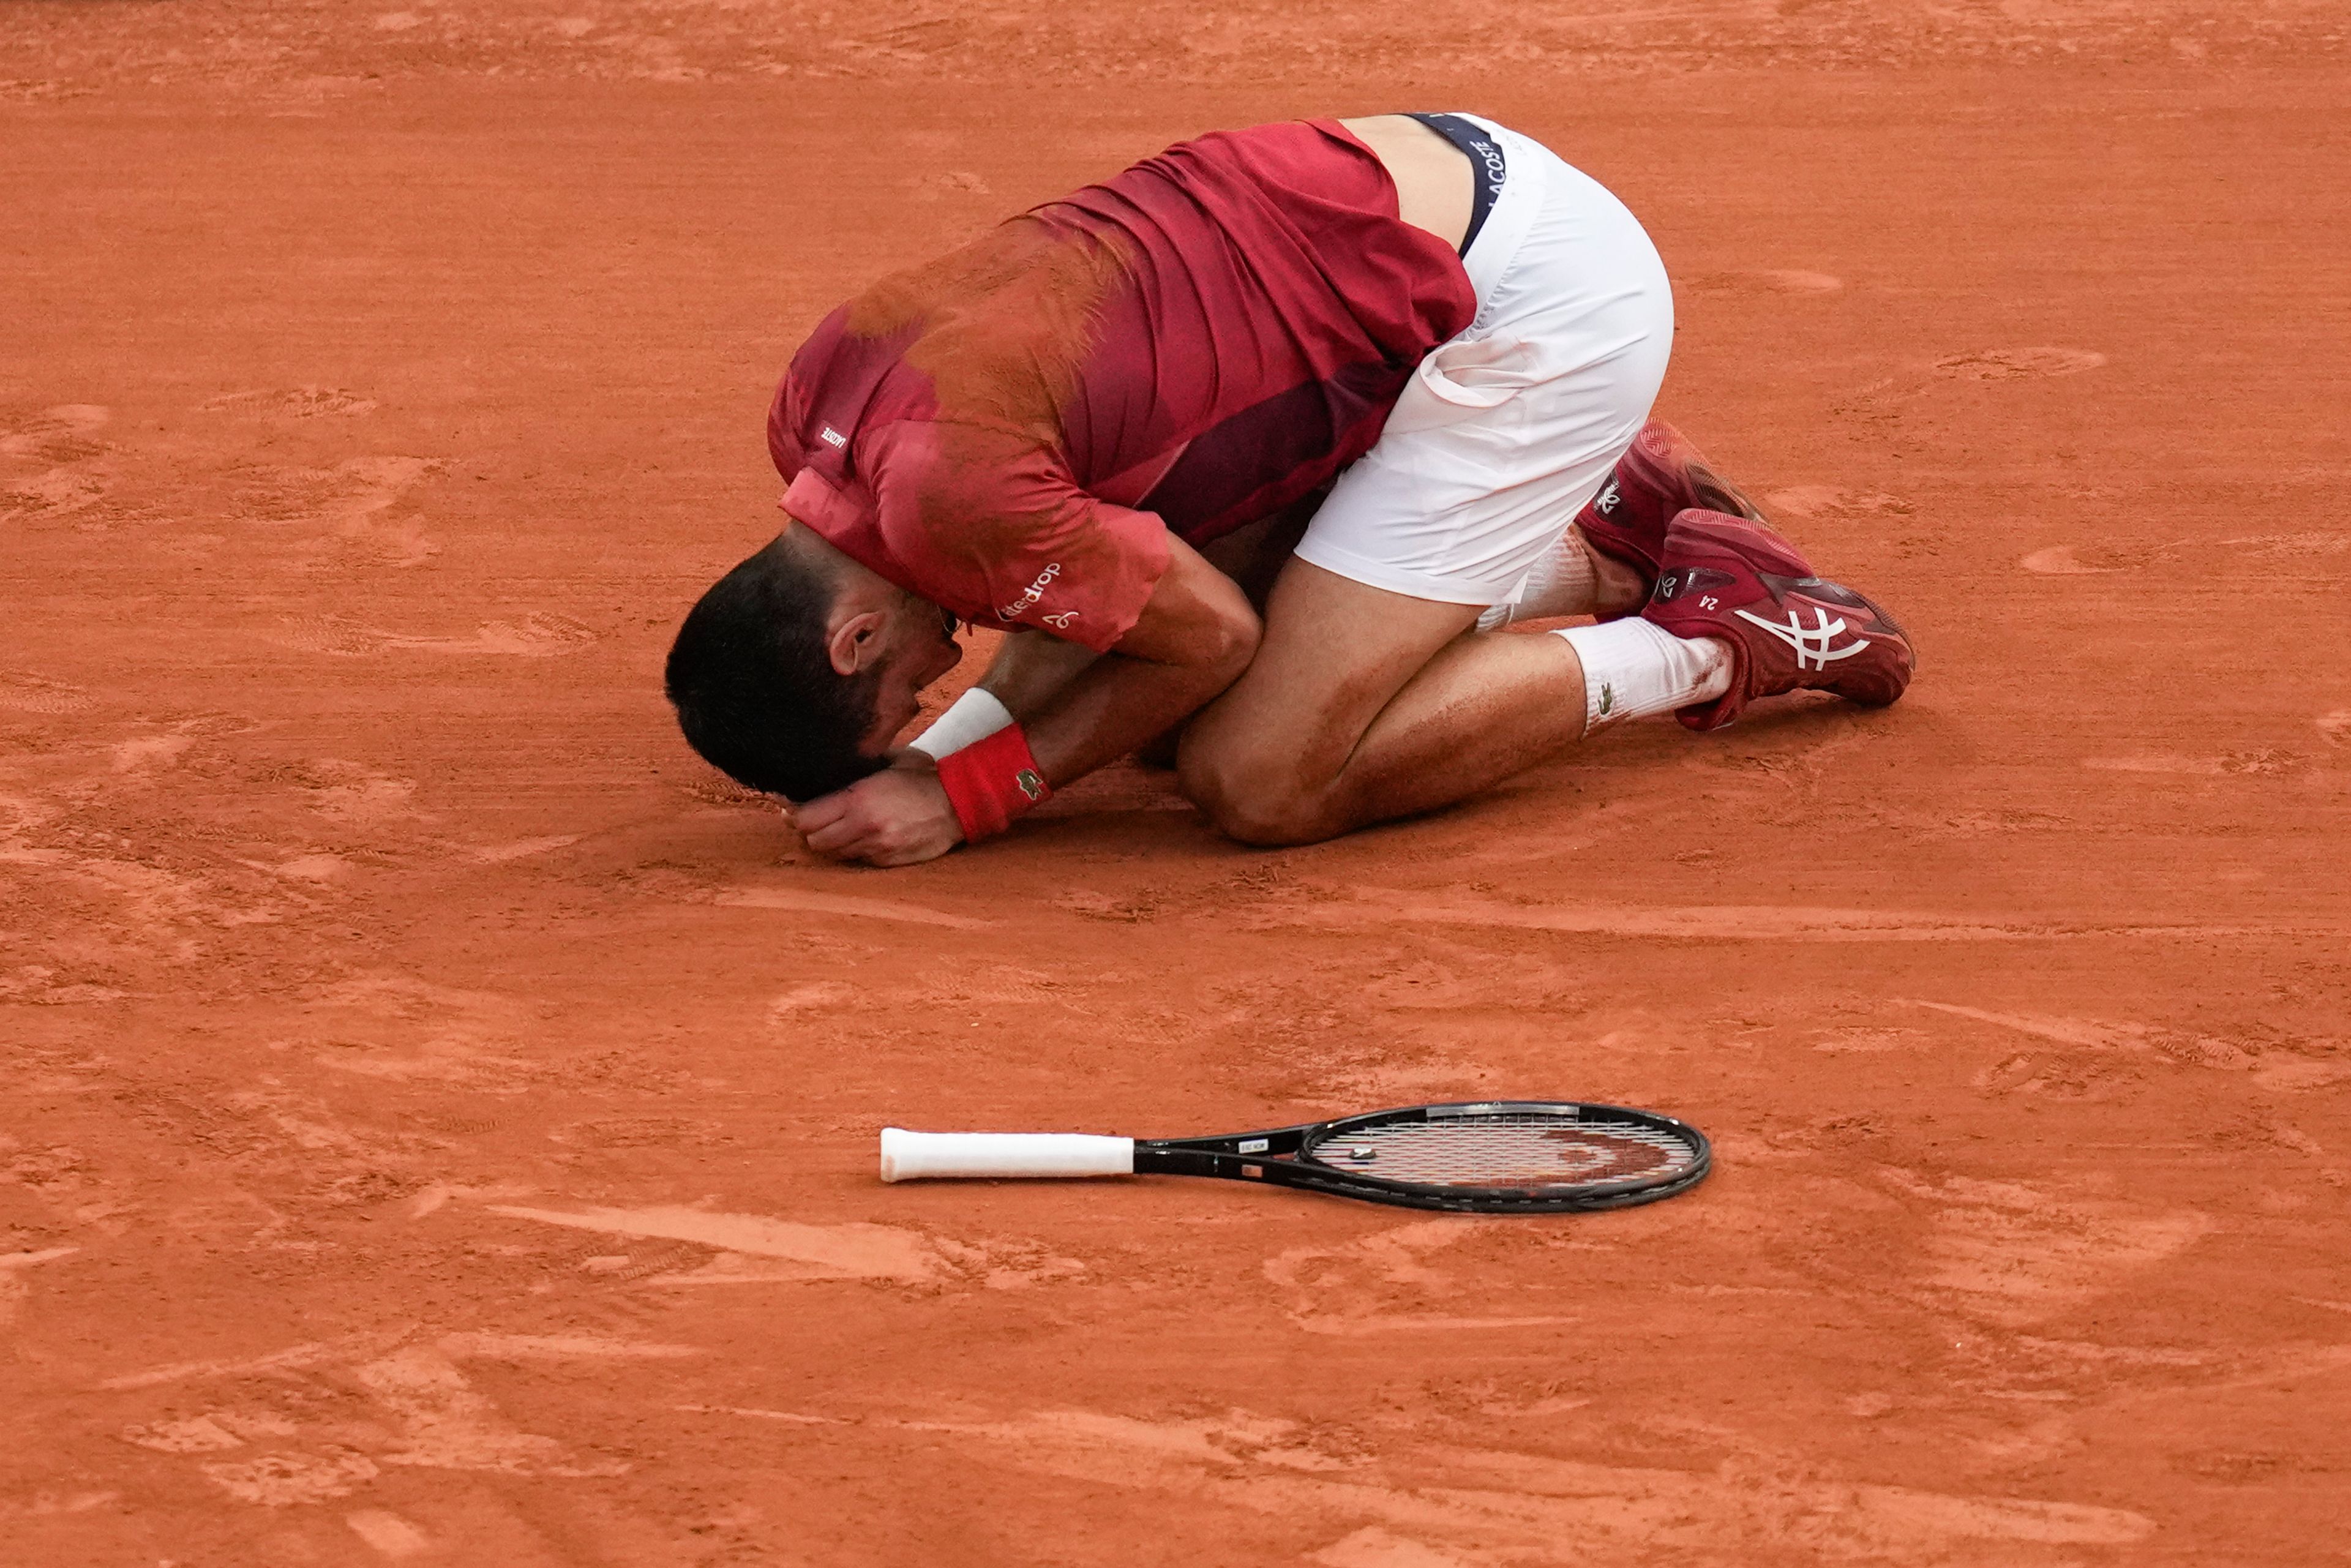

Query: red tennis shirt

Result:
[768,119,1474,653]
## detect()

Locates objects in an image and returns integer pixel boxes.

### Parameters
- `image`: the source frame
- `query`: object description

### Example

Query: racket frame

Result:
[1130,1100,1709,1214]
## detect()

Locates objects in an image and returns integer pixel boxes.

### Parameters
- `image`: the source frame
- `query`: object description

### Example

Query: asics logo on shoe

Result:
[1732,606,1872,670]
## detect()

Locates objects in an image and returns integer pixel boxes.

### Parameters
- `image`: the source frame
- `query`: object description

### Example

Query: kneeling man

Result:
[666,113,1914,865]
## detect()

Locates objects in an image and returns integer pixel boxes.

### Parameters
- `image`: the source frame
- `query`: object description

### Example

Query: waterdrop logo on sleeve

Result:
[996,562,1062,621]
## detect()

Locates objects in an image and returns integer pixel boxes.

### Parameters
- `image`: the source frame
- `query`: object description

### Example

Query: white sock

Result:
[1476,529,1600,630]
[1554,618,1732,735]
[907,687,1013,759]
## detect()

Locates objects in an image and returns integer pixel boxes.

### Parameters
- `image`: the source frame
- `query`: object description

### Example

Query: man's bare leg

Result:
[1178,553,1706,846]
[1179,562,1577,845]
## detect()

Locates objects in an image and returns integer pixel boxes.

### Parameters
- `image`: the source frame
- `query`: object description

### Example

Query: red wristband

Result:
[934,722,1051,842]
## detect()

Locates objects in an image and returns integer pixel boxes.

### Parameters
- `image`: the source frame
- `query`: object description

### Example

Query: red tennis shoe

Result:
[1642,508,1914,732]
[1577,418,1772,592]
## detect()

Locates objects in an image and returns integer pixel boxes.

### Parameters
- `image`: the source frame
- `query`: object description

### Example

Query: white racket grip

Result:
[880,1128,1136,1182]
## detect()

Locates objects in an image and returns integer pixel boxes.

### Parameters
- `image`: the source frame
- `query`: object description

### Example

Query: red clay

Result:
[4,4,2349,1564]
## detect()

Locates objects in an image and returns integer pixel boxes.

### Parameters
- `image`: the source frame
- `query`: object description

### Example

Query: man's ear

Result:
[826,609,888,677]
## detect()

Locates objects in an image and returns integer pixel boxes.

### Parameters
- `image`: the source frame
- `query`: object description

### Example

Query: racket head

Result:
[1283,1100,1709,1212]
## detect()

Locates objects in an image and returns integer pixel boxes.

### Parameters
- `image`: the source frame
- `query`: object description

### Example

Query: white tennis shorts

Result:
[1295,116,1674,607]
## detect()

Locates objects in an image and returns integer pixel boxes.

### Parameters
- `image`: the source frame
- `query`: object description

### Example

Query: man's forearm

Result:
[976,629,1098,716]
[1008,533,1262,790]
[1022,643,1250,789]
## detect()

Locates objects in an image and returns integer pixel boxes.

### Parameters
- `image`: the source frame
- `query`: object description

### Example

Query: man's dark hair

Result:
[664,536,887,803]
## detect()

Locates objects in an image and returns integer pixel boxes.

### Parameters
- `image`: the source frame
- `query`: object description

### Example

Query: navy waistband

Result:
[1405,113,1507,258]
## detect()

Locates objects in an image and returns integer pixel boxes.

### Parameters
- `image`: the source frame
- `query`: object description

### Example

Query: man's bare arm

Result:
[972,629,1098,717]
[966,497,1314,731]
[1017,535,1258,785]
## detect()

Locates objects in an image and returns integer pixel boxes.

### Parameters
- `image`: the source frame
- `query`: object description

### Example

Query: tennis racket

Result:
[879,1100,1709,1213]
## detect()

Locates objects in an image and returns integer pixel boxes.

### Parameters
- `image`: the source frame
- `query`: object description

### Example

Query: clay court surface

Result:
[6,1,2351,1562]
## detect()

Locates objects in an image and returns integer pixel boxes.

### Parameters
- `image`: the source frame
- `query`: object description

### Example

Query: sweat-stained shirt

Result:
[767,119,1475,653]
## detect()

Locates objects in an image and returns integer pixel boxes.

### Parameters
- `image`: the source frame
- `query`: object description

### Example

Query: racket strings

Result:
[1306,1114,1698,1189]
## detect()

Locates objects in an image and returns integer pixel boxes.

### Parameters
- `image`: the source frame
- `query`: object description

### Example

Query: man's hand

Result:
[793,752,966,867]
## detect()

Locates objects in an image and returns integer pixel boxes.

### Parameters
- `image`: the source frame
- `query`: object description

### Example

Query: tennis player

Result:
[666,114,1914,864]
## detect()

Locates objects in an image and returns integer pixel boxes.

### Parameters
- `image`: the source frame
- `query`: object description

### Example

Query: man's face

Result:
[858,593,966,755]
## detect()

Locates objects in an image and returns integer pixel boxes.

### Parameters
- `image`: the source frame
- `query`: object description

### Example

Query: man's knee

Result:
[1177,739,1337,847]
